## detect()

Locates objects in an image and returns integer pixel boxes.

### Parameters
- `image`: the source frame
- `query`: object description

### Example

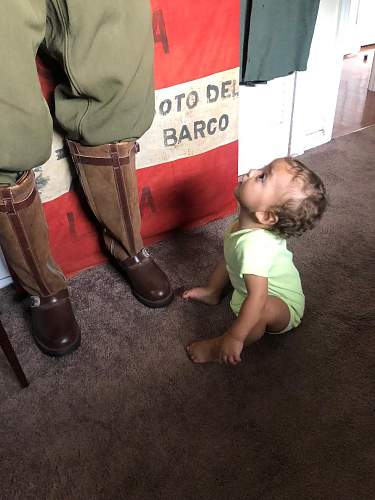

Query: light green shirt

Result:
[224,222,305,325]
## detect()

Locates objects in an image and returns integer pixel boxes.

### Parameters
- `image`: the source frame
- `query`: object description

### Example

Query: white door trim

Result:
[289,0,351,155]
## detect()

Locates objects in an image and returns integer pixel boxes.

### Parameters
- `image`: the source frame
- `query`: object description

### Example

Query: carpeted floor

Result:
[1,126,375,500]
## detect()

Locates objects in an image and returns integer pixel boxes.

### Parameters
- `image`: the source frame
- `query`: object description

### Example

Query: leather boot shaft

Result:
[0,171,66,297]
[0,171,81,356]
[67,140,143,261]
[67,139,173,308]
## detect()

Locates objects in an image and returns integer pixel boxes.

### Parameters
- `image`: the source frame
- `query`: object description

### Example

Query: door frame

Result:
[289,0,352,156]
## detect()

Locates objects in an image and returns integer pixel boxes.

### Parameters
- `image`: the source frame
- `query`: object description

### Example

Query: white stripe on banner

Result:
[34,133,72,203]
[137,68,239,168]
[36,68,239,203]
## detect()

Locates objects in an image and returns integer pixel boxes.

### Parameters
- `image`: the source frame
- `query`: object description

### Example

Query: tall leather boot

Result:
[67,139,173,308]
[0,171,81,356]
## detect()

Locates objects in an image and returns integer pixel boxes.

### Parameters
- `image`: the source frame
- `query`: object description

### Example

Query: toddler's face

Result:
[235,159,301,213]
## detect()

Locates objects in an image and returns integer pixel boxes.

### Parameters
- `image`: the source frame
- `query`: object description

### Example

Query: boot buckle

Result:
[141,248,150,258]
[28,296,41,308]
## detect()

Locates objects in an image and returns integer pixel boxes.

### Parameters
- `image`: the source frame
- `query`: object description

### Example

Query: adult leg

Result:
[0,0,80,356]
[46,0,172,308]
[0,0,53,184]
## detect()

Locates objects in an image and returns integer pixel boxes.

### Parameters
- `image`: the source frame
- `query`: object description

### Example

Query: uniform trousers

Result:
[0,0,155,185]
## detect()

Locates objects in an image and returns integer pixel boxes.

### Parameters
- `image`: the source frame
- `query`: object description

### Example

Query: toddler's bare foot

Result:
[182,287,220,305]
[185,336,223,363]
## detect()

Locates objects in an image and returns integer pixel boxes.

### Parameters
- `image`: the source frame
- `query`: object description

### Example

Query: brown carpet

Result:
[1,126,375,500]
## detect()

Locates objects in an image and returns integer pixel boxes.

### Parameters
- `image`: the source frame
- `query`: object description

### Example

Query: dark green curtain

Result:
[241,0,320,83]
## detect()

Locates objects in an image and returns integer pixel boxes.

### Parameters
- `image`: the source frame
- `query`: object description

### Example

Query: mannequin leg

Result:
[0,1,80,355]
[47,0,173,307]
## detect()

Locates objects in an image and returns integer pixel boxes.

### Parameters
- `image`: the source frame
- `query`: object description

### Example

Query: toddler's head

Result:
[235,157,327,238]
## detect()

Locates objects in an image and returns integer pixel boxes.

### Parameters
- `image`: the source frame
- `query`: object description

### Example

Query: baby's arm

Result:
[220,274,268,364]
[182,256,230,305]
[229,274,268,343]
[221,274,291,364]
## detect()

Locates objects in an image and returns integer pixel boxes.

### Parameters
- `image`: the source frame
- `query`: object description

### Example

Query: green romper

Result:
[0,0,155,185]
[224,222,305,332]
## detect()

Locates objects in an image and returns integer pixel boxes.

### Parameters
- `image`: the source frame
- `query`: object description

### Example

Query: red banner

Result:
[37,0,239,276]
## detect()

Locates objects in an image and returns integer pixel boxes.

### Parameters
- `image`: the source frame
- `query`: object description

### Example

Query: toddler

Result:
[183,157,327,365]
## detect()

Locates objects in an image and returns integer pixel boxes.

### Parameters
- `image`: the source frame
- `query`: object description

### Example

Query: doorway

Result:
[332,44,375,138]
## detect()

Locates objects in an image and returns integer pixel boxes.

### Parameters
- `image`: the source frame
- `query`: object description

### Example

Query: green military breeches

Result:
[0,0,155,185]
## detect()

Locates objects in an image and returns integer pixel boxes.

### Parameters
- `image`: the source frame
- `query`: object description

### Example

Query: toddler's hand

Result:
[220,334,243,365]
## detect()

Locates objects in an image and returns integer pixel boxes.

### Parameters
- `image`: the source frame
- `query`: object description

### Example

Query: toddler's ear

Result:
[255,210,278,227]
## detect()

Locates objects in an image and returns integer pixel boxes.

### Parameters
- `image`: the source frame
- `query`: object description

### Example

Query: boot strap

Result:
[0,182,37,214]
[27,289,69,308]
[68,141,140,167]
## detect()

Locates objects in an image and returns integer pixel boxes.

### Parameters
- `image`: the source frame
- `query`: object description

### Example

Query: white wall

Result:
[338,0,375,56]
[357,0,375,47]
[341,0,361,55]
[238,75,295,172]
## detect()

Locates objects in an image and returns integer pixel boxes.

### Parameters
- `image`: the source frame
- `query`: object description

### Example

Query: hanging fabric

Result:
[241,0,320,84]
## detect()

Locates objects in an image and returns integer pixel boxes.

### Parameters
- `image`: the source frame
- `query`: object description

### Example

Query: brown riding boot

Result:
[0,171,81,356]
[67,139,173,308]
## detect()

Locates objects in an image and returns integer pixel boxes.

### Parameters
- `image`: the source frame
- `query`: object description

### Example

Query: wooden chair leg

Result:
[0,318,29,388]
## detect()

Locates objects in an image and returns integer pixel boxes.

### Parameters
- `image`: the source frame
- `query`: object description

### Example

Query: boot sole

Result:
[32,333,81,357]
[132,288,174,309]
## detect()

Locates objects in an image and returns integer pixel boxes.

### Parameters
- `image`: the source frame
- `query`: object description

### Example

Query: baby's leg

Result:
[238,295,291,346]
[182,287,220,305]
[258,295,291,337]
[186,295,290,364]
[182,257,230,305]
[186,335,225,363]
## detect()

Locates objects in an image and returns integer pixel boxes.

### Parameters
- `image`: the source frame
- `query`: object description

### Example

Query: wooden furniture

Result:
[0,315,29,388]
